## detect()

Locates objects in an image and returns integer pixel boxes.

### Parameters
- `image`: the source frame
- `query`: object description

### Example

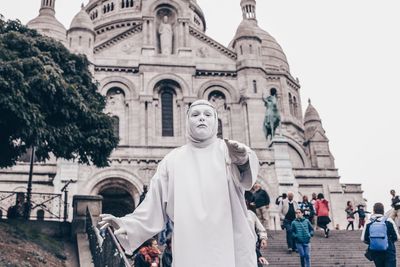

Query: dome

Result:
[27,8,67,44]
[230,19,290,71]
[304,100,321,124]
[69,5,94,32]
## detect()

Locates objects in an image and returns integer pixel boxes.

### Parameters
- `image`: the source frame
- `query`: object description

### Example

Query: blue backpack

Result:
[369,217,389,251]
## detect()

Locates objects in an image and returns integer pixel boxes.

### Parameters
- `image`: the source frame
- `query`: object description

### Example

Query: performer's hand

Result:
[258,257,269,265]
[224,139,249,165]
[98,214,127,235]
[260,239,267,249]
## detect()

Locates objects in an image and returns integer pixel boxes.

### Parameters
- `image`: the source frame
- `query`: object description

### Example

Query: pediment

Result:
[94,23,143,55]
[189,26,237,62]
[94,31,143,58]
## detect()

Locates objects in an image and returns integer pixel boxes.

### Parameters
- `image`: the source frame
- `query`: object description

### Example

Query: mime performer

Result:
[99,99,260,267]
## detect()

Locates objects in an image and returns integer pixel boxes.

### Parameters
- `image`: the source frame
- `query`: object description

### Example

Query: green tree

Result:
[0,18,119,168]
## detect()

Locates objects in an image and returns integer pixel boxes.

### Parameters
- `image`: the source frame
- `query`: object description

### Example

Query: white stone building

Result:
[0,0,364,229]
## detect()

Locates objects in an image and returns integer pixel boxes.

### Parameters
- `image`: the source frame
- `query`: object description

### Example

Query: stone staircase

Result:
[261,230,400,267]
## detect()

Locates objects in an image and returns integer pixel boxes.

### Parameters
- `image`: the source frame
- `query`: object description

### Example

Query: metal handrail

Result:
[86,207,131,267]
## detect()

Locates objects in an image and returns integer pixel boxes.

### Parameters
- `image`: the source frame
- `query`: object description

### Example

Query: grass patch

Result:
[0,220,66,259]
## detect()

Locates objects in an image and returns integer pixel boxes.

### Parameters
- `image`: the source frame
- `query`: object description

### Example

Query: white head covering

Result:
[186,99,218,148]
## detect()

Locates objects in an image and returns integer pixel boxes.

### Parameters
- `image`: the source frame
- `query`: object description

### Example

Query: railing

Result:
[0,191,62,220]
[86,207,131,267]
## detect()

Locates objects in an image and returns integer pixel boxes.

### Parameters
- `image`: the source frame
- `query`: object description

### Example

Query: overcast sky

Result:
[2,0,399,211]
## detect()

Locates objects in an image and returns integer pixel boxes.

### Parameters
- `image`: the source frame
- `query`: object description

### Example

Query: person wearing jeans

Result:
[292,209,314,267]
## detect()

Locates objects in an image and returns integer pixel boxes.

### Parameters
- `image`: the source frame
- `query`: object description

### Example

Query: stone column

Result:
[269,136,299,198]
[142,16,156,55]
[72,195,103,235]
[177,18,191,56]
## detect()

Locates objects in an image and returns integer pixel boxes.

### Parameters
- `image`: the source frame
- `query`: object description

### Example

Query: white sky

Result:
[2,0,399,211]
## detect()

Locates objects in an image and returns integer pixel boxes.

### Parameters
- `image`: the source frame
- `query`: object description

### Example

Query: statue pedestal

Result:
[269,135,299,195]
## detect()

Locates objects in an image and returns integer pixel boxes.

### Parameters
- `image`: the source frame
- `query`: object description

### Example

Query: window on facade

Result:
[249,44,253,54]
[217,119,223,139]
[208,90,226,110]
[253,80,257,93]
[240,45,243,55]
[288,93,294,116]
[293,96,298,118]
[270,88,277,96]
[112,116,120,138]
[161,90,174,137]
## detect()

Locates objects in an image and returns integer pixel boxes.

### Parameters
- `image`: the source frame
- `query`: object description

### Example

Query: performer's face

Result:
[188,105,216,141]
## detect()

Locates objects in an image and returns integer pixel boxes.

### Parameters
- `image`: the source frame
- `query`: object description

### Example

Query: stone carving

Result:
[122,42,137,54]
[263,93,280,140]
[197,47,210,58]
[158,15,173,55]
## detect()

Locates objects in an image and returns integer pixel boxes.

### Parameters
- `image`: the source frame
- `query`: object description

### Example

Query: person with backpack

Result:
[361,202,400,267]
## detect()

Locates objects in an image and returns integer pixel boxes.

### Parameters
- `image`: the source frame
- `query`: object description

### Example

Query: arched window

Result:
[111,2,114,10]
[253,80,257,93]
[270,88,277,96]
[240,45,243,55]
[130,0,134,7]
[217,119,223,139]
[161,90,174,136]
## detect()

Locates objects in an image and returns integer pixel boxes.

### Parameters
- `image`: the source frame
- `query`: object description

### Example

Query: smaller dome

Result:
[304,100,321,124]
[27,8,67,44]
[69,5,94,32]
[232,19,261,42]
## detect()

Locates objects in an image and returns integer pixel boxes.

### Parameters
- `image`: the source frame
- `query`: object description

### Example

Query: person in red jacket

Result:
[315,193,331,238]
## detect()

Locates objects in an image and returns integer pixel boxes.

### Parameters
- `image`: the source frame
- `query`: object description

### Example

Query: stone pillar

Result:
[269,136,299,199]
[142,16,156,55]
[72,195,103,235]
[177,18,191,56]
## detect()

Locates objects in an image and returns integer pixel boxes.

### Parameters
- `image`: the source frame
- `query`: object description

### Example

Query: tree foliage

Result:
[0,18,119,168]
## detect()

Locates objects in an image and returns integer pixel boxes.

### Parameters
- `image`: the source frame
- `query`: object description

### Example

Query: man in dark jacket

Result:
[361,202,400,267]
[390,189,400,229]
[253,183,270,230]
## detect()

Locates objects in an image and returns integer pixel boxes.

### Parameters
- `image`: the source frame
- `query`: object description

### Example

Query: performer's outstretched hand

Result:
[224,139,249,165]
[98,214,127,235]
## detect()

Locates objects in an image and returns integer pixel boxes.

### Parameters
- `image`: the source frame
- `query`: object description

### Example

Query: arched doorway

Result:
[99,187,135,217]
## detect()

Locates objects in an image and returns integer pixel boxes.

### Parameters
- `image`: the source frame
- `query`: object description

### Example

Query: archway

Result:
[99,187,135,217]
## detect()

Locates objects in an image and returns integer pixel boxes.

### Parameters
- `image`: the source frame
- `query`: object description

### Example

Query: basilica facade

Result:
[0,0,364,229]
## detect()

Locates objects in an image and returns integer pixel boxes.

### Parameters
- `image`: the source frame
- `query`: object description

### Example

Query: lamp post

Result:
[24,146,35,220]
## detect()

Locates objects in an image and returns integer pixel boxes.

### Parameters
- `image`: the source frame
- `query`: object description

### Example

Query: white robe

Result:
[116,138,259,267]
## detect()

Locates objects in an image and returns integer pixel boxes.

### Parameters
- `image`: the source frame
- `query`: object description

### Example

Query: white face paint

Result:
[188,104,216,141]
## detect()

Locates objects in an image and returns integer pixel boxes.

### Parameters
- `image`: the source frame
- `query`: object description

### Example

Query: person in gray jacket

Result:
[279,192,300,252]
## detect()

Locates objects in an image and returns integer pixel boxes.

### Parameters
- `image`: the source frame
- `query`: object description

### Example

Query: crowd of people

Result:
[110,187,400,267]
